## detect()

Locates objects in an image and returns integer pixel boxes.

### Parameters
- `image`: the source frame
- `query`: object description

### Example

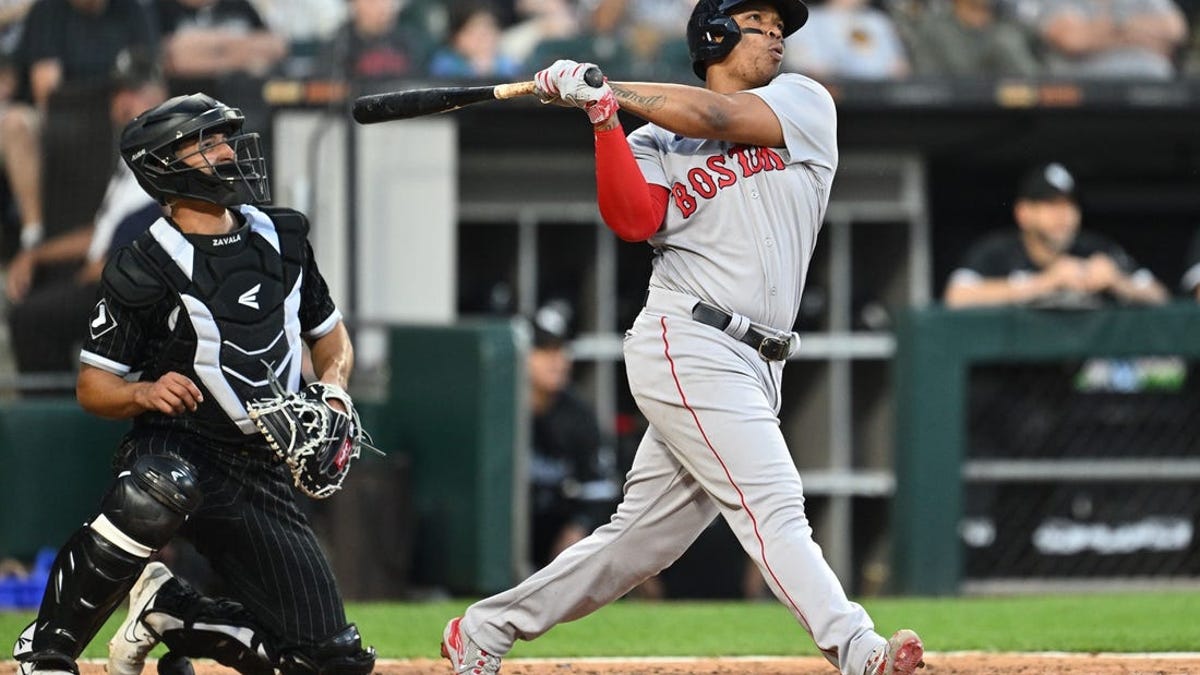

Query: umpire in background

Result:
[11,93,375,675]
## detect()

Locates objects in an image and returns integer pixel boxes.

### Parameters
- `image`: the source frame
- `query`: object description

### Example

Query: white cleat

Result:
[441,616,502,674]
[865,629,925,675]
[107,562,174,675]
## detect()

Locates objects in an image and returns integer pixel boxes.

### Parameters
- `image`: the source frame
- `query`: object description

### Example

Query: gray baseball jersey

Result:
[630,72,837,331]
[461,73,889,675]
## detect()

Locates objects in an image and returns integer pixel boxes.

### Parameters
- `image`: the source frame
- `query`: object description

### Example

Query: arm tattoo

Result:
[611,84,666,112]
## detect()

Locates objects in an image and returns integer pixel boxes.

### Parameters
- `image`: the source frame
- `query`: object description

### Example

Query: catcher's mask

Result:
[687,0,809,80]
[120,92,270,207]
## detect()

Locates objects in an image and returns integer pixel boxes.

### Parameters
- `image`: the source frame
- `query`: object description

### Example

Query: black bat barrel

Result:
[352,86,497,124]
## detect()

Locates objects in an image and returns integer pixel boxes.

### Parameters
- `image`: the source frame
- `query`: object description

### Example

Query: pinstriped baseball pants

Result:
[118,429,348,646]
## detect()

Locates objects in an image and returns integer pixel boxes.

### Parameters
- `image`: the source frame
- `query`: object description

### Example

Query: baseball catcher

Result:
[11,93,375,675]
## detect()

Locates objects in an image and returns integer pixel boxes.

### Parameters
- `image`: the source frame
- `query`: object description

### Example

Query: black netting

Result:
[968,359,1200,459]
[962,359,1200,582]
[963,482,1200,579]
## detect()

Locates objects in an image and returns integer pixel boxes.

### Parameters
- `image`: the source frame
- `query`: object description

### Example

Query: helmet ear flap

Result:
[686,0,809,80]
[687,13,744,80]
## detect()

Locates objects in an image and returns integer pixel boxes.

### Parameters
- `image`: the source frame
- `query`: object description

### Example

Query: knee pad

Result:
[93,455,202,554]
[278,624,376,675]
[20,457,200,660]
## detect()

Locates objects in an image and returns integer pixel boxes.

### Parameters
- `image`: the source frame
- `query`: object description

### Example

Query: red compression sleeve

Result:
[595,124,667,242]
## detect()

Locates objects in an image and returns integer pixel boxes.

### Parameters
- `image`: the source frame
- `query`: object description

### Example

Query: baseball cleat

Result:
[865,629,925,675]
[107,562,174,675]
[155,651,195,675]
[16,658,79,675]
[441,616,502,674]
[13,644,79,675]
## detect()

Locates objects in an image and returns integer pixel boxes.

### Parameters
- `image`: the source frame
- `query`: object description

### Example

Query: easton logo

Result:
[670,145,787,218]
[238,284,262,309]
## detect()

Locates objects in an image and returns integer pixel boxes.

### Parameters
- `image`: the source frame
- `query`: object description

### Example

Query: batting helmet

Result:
[687,0,809,80]
[121,93,270,207]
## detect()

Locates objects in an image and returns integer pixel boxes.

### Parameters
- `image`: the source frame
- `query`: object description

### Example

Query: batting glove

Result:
[534,59,618,124]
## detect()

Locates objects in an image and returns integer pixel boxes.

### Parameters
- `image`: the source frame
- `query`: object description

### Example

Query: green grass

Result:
[2,592,1198,660]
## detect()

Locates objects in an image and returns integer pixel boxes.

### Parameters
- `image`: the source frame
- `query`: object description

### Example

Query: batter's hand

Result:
[534,59,618,124]
[135,371,204,416]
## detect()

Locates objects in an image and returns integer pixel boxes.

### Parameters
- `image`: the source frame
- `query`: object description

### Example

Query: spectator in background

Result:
[6,60,166,379]
[155,0,283,155]
[1011,0,1188,79]
[499,0,582,68]
[249,0,345,45]
[1178,0,1200,75]
[0,0,31,60]
[1181,228,1200,299]
[0,1,32,243]
[157,0,288,93]
[247,0,346,77]
[525,300,619,569]
[582,0,694,77]
[904,0,1040,77]
[430,0,522,78]
[784,0,910,80]
[0,0,156,254]
[318,0,430,81]
[944,162,1169,308]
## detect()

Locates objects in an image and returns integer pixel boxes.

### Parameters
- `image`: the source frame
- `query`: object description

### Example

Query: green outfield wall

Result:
[0,400,129,559]
[0,322,522,598]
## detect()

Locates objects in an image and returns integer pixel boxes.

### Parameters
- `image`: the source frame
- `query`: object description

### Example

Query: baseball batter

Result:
[442,2,925,675]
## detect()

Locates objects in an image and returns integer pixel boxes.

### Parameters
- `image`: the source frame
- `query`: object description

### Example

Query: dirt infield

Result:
[42,654,1200,675]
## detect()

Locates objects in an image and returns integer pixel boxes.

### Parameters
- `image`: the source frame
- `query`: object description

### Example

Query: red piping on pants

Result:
[658,316,813,634]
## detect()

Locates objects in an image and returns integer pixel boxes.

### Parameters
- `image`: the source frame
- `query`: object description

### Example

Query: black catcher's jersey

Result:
[81,205,341,446]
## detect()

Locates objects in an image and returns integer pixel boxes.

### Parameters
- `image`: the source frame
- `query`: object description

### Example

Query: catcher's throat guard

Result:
[245,366,381,499]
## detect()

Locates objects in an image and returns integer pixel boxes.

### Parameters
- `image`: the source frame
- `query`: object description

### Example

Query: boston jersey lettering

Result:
[669,145,787,218]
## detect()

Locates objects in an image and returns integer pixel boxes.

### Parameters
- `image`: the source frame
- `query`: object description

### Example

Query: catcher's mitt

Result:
[246,379,366,499]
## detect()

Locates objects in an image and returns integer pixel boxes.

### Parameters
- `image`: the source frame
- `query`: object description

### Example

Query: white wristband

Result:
[20,224,43,250]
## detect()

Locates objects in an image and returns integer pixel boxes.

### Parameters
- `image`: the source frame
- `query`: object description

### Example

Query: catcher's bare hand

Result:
[136,371,204,415]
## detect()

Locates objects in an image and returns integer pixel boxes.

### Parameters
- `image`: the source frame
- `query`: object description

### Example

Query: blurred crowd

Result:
[0,0,1199,386]
[0,0,1197,105]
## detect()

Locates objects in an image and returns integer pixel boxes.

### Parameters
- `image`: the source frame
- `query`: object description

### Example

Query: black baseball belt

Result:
[691,302,792,362]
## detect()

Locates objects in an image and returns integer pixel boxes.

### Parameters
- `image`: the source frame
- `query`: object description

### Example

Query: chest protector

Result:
[129,206,307,438]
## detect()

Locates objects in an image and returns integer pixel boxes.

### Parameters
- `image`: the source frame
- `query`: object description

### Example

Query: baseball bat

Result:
[352,66,605,124]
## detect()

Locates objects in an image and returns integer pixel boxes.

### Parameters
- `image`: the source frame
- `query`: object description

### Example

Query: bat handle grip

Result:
[583,66,605,88]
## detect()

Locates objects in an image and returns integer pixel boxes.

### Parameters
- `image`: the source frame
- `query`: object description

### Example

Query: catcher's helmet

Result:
[687,0,809,80]
[121,93,270,206]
